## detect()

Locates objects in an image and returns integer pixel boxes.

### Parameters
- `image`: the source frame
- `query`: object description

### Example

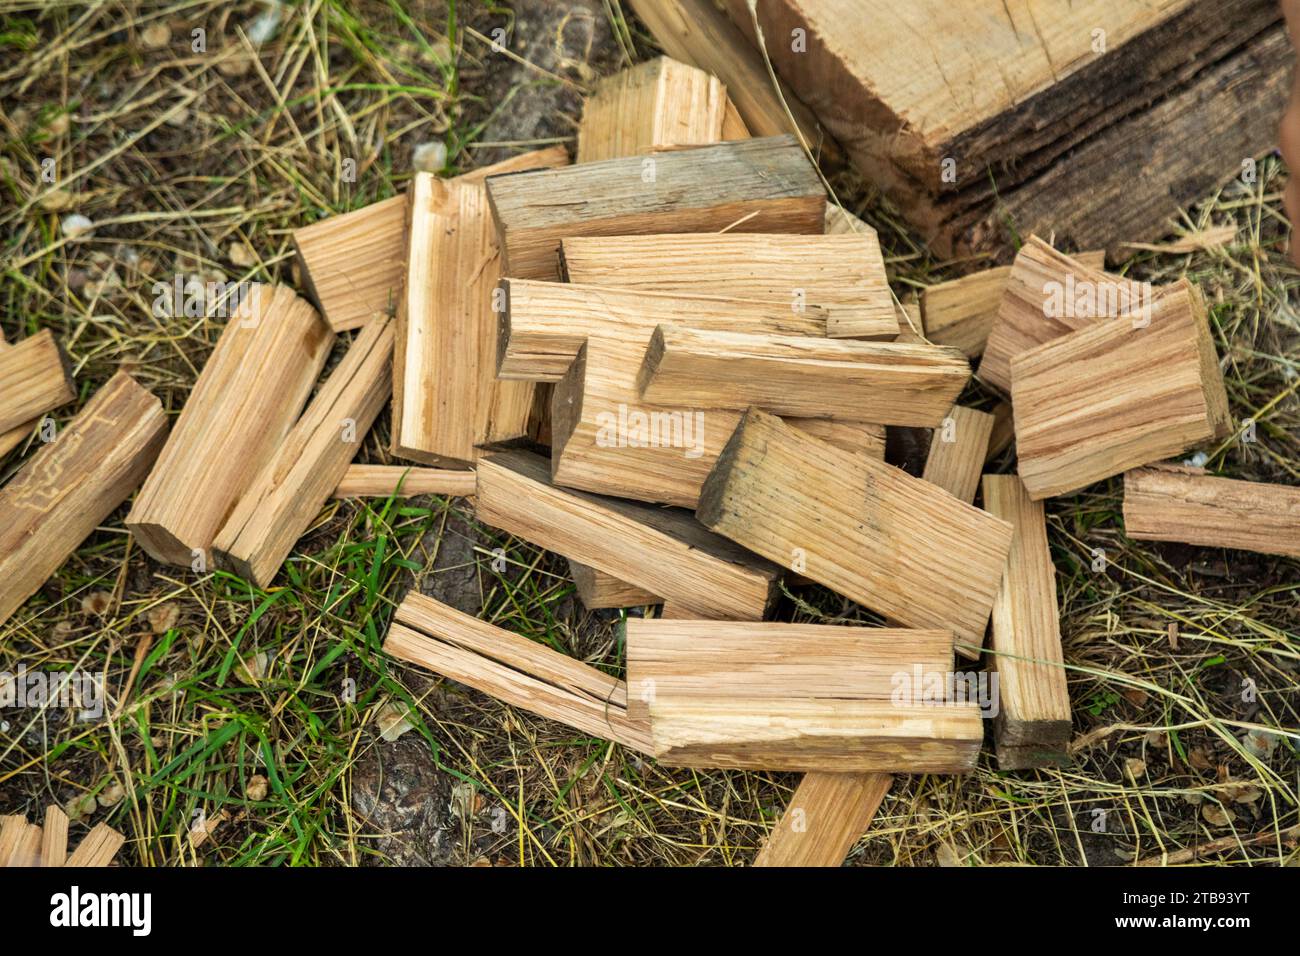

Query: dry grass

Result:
[0,0,1296,866]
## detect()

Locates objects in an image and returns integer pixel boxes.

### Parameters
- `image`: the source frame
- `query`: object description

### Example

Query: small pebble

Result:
[141,22,171,49]
[60,213,94,239]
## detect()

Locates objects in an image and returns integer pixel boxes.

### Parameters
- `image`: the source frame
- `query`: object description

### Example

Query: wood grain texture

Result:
[1123,465,1300,558]
[0,372,168,627]
[569,560,661,610]
[0,331,42,459]
[63,822,125,867]
[637,326,969,425]
[0,816,40,866]
[696,408,1012,648]
[560,233,896,340]
[754,772,892,867]
[476,450,780,620]
[485,136,826,280]
[332,464,476,499]
[0,329,75,434]
[127,284,334,566]
[41,806,68,867]
[385,591,652,754]
[921,405,995,507]
[214,317,394,587]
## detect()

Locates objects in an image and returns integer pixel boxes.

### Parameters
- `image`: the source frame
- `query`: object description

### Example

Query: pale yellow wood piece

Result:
[64,822,126,867]
[569,561,661,610]
[41,806,68,867]
[755,772,892,867]
[0,328,75,434]
[332,464,475,499]
[922,405,995,506]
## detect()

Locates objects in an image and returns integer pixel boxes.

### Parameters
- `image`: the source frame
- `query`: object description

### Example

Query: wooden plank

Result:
[499,278,827,382]
[476,450,781,620]
[578,56,726,162]
[560,233,896,340]
[696,408,1012,648]
[0,372,168,627]
[1123,465,1300,559]
[40,806,68,867]
[213,317,394,587]
[754,772,892,867]
[332,464,476,499]
[1011,283,1230,499]
[982,475,1070,768]
[63,822,125,867]
[921,405,995,506]
[127,285,333,567]
[485,136,825,280]
[569,560,661,610]
[293,147,570,332]
[0,328,75,434]
[637,326,969,425]
[384,592,653,754]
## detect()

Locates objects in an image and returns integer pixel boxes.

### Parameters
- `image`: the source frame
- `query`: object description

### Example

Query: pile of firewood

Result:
[2,54,1296,867]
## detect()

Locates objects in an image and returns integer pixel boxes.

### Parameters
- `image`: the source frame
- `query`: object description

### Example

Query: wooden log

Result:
[981,475,1070,768]
[213,317,394,587]
[485,136,825,280]
[332,464,476,499]
[636,326,969,425]
[499,278,827,382]
[921,405,995,506]
[1123,465,1300,559]
[754,772,892,867]
[696,408,1012,649]
[569,560,661,610]
[1012,283,1231,500]
[559,233,896,340]
[63,822,125,867]
[384,591,653,754]
[578,56,726,162]
[127,284,334,567]
[476,450,781,620]
[0,328,75,434]
[40,806,68,867]
[0,372,168,626]
[624,618,983,772]
[292,147,569,332]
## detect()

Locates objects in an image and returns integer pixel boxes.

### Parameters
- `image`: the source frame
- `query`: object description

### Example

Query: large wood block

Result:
[0,329,75,435]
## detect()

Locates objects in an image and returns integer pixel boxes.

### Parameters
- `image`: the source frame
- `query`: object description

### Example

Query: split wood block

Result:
[214,317,394,587]
[791,419,885,460]
[577,56,726,162]
[0,328,75,434]
[978,237,1153,394]
[384,591,653,754]
[127,284,333,566]
[63,822,125,867]
[569,560,661,610]
[754,772,892,867]
[1123,465,1300,559]
[624,618,983,772]
[981,475,1070,768]
[637,326,969,425]
[724,0,1287,256]
[922,405,995,506]
[696,408,1013,648]
[0,816,40,867]
[476,450,781,620]
[332,464,477,499]
[0,372,168,627]
[0,331,37,459]
[41,806,68,867]
[1011,283,1231,500]
[985,401,1015,464]
[721,98,750,139]
[485,135,825,280]
[560,233,896,340]
[292,147,569,331]
[921,250,1106,358]
[498,278,827,382]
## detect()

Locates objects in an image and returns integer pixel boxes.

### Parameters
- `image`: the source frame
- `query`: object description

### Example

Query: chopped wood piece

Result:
[921,250,1105,358]
[127,284,333,566]
[754,772,892,867]
[982,475,1070,768]
[789,419,885,460]
[625,618,982,772]
[476,450,780,620]
[721,97,750,139]
[569,560,661,610]
[1012,282,1231,500]
[0,328,75,434]
[985,401,1015,464]
[696,408,1012,648]
[637,326,969,425]
[1123,465,1300,559]
[0,372,167,626]
[0,817,40,867]
[293,147,569,331]
[63,822,125,867]
[0,331,38,459]
[578,56,726,162]
[922,405,995,506]
[485,136,825,280]
[385,592,652,753]
[499,279,826,382]
[41,806,69,867]
[214,317,394,587]
[560,233,896,339]
[332,465,476,499]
